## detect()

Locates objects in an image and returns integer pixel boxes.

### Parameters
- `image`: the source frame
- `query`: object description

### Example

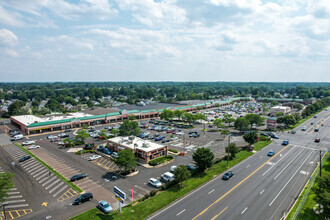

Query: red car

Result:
[315,138,320,143]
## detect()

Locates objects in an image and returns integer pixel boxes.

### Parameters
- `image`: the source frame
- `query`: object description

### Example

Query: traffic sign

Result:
[115,195,124,204]
[114,186,126,200]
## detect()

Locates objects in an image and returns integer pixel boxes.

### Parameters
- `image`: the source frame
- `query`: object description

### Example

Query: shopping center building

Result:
[10,97,250,135]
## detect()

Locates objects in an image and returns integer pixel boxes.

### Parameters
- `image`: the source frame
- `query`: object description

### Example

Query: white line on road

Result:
[177,209,186,216]
[241,207,248,214]
[246,165,251,168]
[7,195,23,199]
[5,199,26,204]
[259,156,263,158]
[274,148,305,180]
[260,189,265,195]
[53,185,68,197]
[49,181,64,194]
[208,189,215,194]
[6,204,29,209]
[42,176,57,186]
[269,150,313,206]
[45,178,61,190]
[262,146,296,176]
[8,191,20,195]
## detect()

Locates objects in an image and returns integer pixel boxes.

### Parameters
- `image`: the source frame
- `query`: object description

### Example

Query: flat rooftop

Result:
[108,136,166,152]
[12,112,93,126]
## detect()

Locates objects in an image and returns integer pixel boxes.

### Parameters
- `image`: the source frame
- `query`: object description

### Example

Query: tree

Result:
[119,120,141,136]
[193,147,214,172]
[0,172,15,203]
[128,115,137,121]
[160,109,174,121]
[114,149,137,174]
[82,124,88,129]
[312,173,330,218]
[223,114,235,126]
[276,112,284,117]
[292,112,302,122]
[293,103,303,111]
[221,130,229,135]
[245,114,264,129]
[263,107,269,112]
[75,130,89,144]
[173,165,191,187]
[182,113,195,124]
[277,115,296,128]
[110,128,119,137]
[225,143,239,158]
[243,130,259,145]
[234,117,249,132]
[195,113,207,122]
[63,138,74,147]
[212,118,223,130]
[99,129,108,140]
[174,110,185,120]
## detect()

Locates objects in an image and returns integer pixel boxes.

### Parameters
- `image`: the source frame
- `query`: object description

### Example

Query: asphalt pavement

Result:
[148,109,329,220]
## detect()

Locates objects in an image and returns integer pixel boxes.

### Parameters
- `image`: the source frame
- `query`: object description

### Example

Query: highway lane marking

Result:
[241,207,248,215]
[211,206,228,220]
[192,144,291,220]
[262,146,296,176]
[208,189,215,194]
[260,189,265,195]
[274,148,305,180]
[293,145,317,151]
[309,115,330,134]
[246,165,250,168]
[176,209,186,216]
[269,150,313,206]
[259,156,263,158]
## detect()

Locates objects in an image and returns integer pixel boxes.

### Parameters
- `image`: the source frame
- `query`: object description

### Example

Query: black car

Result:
[58,133,69,138]
[19,155,31,162]
[73,192,93,205]
[162,139,170,143]
[65,129,72,132]
[70,173,87,182]
[222,171,234,180]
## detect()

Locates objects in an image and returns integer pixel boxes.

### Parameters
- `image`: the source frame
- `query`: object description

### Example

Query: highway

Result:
[148,109,329,220]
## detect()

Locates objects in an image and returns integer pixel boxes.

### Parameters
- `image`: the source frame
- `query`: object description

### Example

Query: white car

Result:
[170,165,177,173]
[149,178,162,188]
[176,132,185,135]
[47,135,56,139]
[301,126,307,131]
[28,145,40,150]
[22,141,35,146]
[171,137,178,141]
[88,155,102,161]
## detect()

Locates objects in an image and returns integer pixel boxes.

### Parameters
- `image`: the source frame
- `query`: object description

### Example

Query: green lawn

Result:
[286,154,329,220]
[70,141,272,220]
[16,143,83,193]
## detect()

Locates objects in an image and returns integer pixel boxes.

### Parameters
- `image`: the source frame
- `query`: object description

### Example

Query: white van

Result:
[11,134,24,141]
[161,172,175,182]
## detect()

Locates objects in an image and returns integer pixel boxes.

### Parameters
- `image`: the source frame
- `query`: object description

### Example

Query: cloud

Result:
[44,35,94,50]
[0,29,18,46]
[4,48,19,57]
[0,5,24,26]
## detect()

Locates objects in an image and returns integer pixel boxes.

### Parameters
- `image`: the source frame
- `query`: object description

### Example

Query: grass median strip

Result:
[70,141,272,220]
[15,143,83,193]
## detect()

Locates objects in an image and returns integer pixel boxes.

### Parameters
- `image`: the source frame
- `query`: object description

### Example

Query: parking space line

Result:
[53,185,68,197]
[57,188,78,202]
[35,170,49,179]
[31,168,47,176]
[49,182,64,194]
[22,161,38,169]
[45,178,61,190]
[42,176,58,186]
[39,175,52,184]
[26,165,43,173]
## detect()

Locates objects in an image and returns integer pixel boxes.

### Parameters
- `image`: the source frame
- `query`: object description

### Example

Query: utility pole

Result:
[227,135,230,167]
[2,203,7,220]
[319,150,322,177]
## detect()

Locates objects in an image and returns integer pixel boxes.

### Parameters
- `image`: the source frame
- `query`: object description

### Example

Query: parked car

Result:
[186,165,196,170]
[315,138,320,143]
[149,178,162,188]
[97,200,113,214]
[11,134,24,141]
[155,136,164,141]
[171,137,178,141]
[282,140,289,145]
[88,155,101,161]
[28,145,40,150]
[72,192,93,205]
[103,148,112,155]
[170,165,177,173]
[65,129,72,132]
[162,139,170,143]
[267,150,275,156]
[161,172,175,182]
[270,134,279,139]
[222,171,234,180]
[58,133,69,138]
[51,137,60,142]
[22,141,35,146]
[47,135,56,139]
[19,155,31,162]
[111,152,119,158]
[97,146,104,152]
[70,173,87,182]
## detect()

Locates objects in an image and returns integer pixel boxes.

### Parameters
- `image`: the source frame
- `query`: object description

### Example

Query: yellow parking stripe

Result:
[57,188,78,202]
[1,209,33,220]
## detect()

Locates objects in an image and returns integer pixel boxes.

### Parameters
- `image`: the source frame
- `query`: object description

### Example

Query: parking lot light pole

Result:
[1,203,8,220]
[227,135,230,167]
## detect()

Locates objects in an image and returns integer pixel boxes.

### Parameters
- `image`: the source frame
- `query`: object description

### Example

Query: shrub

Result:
[75,151,82,155]
[149,157,166,166]
[213,158,222,164]
[259,136,268,141]
[165,155,173,160]
[149,190,158,197]
[169,149,178,153]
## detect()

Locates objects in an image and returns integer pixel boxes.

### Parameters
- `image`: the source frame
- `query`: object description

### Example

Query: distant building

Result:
[270,106,291,116]
[107,136,168,164]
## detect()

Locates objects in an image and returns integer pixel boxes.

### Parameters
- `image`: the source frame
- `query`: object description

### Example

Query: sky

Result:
[0,0,329,82]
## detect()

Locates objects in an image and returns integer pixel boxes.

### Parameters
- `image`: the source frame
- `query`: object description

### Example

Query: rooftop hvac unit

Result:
[142,143,150,148]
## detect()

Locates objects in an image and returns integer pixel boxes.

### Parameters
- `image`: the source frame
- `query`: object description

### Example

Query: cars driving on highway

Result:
[70,173,87,182]
[315,138,320,143]
[282,140,289,145]
[301,126,307,131]
[72,192,93,205]
[267,150,275,156]
[314,128,319,132]
[222,171,234,180]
